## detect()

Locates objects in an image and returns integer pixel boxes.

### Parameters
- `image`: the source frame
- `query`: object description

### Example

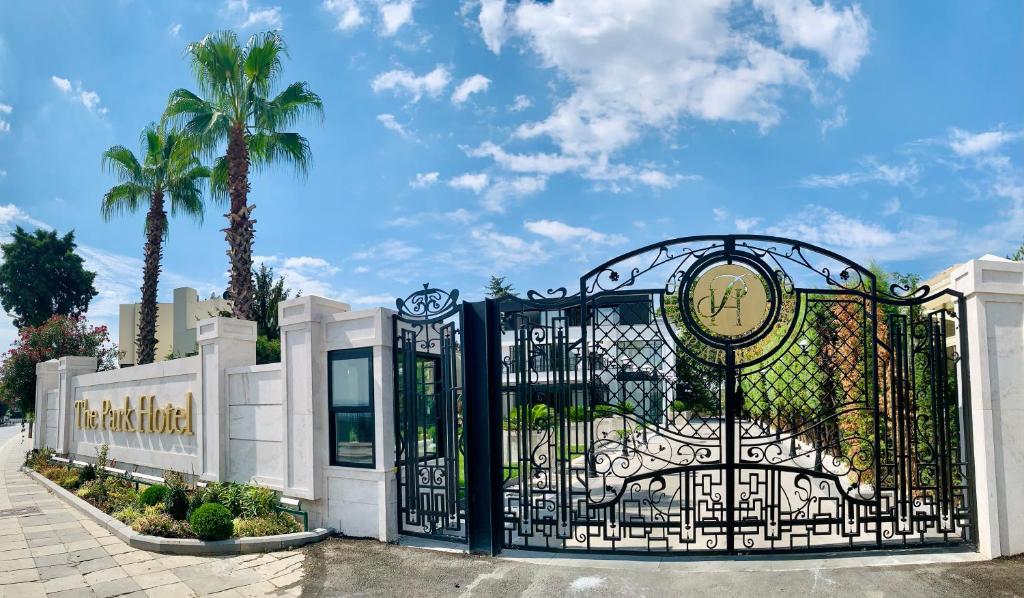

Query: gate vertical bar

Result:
[464,299,503,555]
[956,295,978,544]
[725,347,736,554]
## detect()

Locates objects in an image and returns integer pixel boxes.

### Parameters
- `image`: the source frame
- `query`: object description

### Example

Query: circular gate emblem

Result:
[686,262,771,342]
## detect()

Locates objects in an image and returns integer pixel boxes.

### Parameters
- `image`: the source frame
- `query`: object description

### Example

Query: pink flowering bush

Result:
[0,315,117,414]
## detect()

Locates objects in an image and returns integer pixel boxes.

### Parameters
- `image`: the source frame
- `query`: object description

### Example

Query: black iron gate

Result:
[395,236,976,555]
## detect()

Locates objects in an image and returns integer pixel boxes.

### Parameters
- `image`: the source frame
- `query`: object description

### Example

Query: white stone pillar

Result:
[33,359,59,449]
[196,317,257,481]
[277,296,350,501]
[314,306,397,541]
[949,255,1024,558]
[55,356,97,455]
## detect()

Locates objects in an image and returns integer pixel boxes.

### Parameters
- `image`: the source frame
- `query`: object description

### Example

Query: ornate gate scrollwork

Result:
[393,285,466,541]
[394,235,975,555]
[494,235,974,554]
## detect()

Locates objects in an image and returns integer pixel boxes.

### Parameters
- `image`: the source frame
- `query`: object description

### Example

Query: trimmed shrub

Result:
[189,503,234,541]
[232,513,302,538]
[140,484,168,507]
[57,467,84,490]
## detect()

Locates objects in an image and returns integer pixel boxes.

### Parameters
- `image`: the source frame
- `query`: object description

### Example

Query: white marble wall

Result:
[947,255,1024,558]
[226,363,284,488]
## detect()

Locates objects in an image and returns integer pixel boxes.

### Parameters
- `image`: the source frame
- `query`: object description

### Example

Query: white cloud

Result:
[224,0,283,29]
[820,104,847,136]
[323,0,364,30]
[379,1,414,36]
[371,65,451,102]
[51,76,72,94]
[169,23,182,37]
[882,197,901,216]
[524,220,626,245]
[0,103,11,114]
[466,141,583,174]
[376,113,414,139]
[0,120,8,134]
[762,205,956,262]
[477,0,508,53]
[470,224,548,266]
[451,74,491,105]
[262,254,341,297]
[712,208,729,221]
[509,94,532,112]
[352,240,421,261]
[466,1,863,191]
[481,175,546,212]
[949,127,1023,157]
[734,217,761,233]
[799,158,919,188]
[752,0,870,78]
[386,208,475,227]
[239,7,283,29]
[448,172,490,194]
[410,171,439,188]
[51,75,107,114]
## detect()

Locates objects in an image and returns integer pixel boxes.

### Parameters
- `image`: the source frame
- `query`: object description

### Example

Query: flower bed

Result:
[25,446,302,541]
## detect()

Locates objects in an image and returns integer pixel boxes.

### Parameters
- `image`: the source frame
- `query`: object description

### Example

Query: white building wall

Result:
[226,363,284,488]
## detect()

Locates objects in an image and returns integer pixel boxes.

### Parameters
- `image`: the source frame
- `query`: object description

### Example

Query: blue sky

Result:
[0,1,1021,349]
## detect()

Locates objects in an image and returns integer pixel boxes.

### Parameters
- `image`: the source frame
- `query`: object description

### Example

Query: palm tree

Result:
[101,124,210,365]
[165,30,323,321]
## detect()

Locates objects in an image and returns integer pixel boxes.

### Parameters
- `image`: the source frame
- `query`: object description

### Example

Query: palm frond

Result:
[208,156,229,204]
[186,31,243,100]
[254,81,324,131]
[244,31,286,98]
[101,145,144,183]
[248,131,312,177]
[100,183,149,221]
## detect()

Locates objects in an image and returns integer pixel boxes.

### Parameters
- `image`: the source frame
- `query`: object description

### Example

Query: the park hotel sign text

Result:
[74,393,195,435]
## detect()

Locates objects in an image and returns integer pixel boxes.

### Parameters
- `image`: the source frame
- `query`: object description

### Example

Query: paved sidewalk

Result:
[0,427,308,597]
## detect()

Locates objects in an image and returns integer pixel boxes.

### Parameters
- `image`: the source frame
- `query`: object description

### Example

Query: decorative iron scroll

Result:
[396,283,460,320]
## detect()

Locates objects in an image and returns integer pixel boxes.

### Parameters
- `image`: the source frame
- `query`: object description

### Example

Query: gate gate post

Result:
[463,299,503,555]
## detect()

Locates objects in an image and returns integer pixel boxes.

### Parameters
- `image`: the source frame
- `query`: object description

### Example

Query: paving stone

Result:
[131,569,180,590]
[0,581,47,597]
[89,577,142,598]
[76,556,119,575]
[38,563,80,581]
[49,587,97,598]
[144,581,198,598]
[34,552,72,567]
[0,566,40,584]
[43,572,88,593]
[0,557,35,572]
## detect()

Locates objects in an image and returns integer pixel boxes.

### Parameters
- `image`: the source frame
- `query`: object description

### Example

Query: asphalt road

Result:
[299,537,1024,598]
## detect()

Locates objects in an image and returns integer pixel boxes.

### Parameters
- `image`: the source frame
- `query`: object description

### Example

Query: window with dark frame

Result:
[328,348,375,468]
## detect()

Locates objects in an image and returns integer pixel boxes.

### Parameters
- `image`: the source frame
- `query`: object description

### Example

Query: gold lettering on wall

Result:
[74,393,193,435]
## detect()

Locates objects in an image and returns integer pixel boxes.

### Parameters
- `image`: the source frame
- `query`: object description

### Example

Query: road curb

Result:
[24,467,333,555]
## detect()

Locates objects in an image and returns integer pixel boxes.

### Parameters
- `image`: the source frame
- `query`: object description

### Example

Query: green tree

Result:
[0,315,116,414]
[101,123,210,365]
[485,275,515,299]
[252,262,293,340]
[0,227,97,329]
[165,30,323,321]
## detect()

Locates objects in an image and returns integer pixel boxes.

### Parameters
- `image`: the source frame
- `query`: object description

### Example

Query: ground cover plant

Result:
[25,445,302,540]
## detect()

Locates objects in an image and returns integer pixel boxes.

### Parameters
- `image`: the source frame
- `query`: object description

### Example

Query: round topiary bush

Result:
[139,484,168,507]
[188,503,233,541]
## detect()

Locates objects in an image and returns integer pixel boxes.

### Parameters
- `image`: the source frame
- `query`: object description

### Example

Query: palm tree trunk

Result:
[136,190,166,365]
[225,123,255,321]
